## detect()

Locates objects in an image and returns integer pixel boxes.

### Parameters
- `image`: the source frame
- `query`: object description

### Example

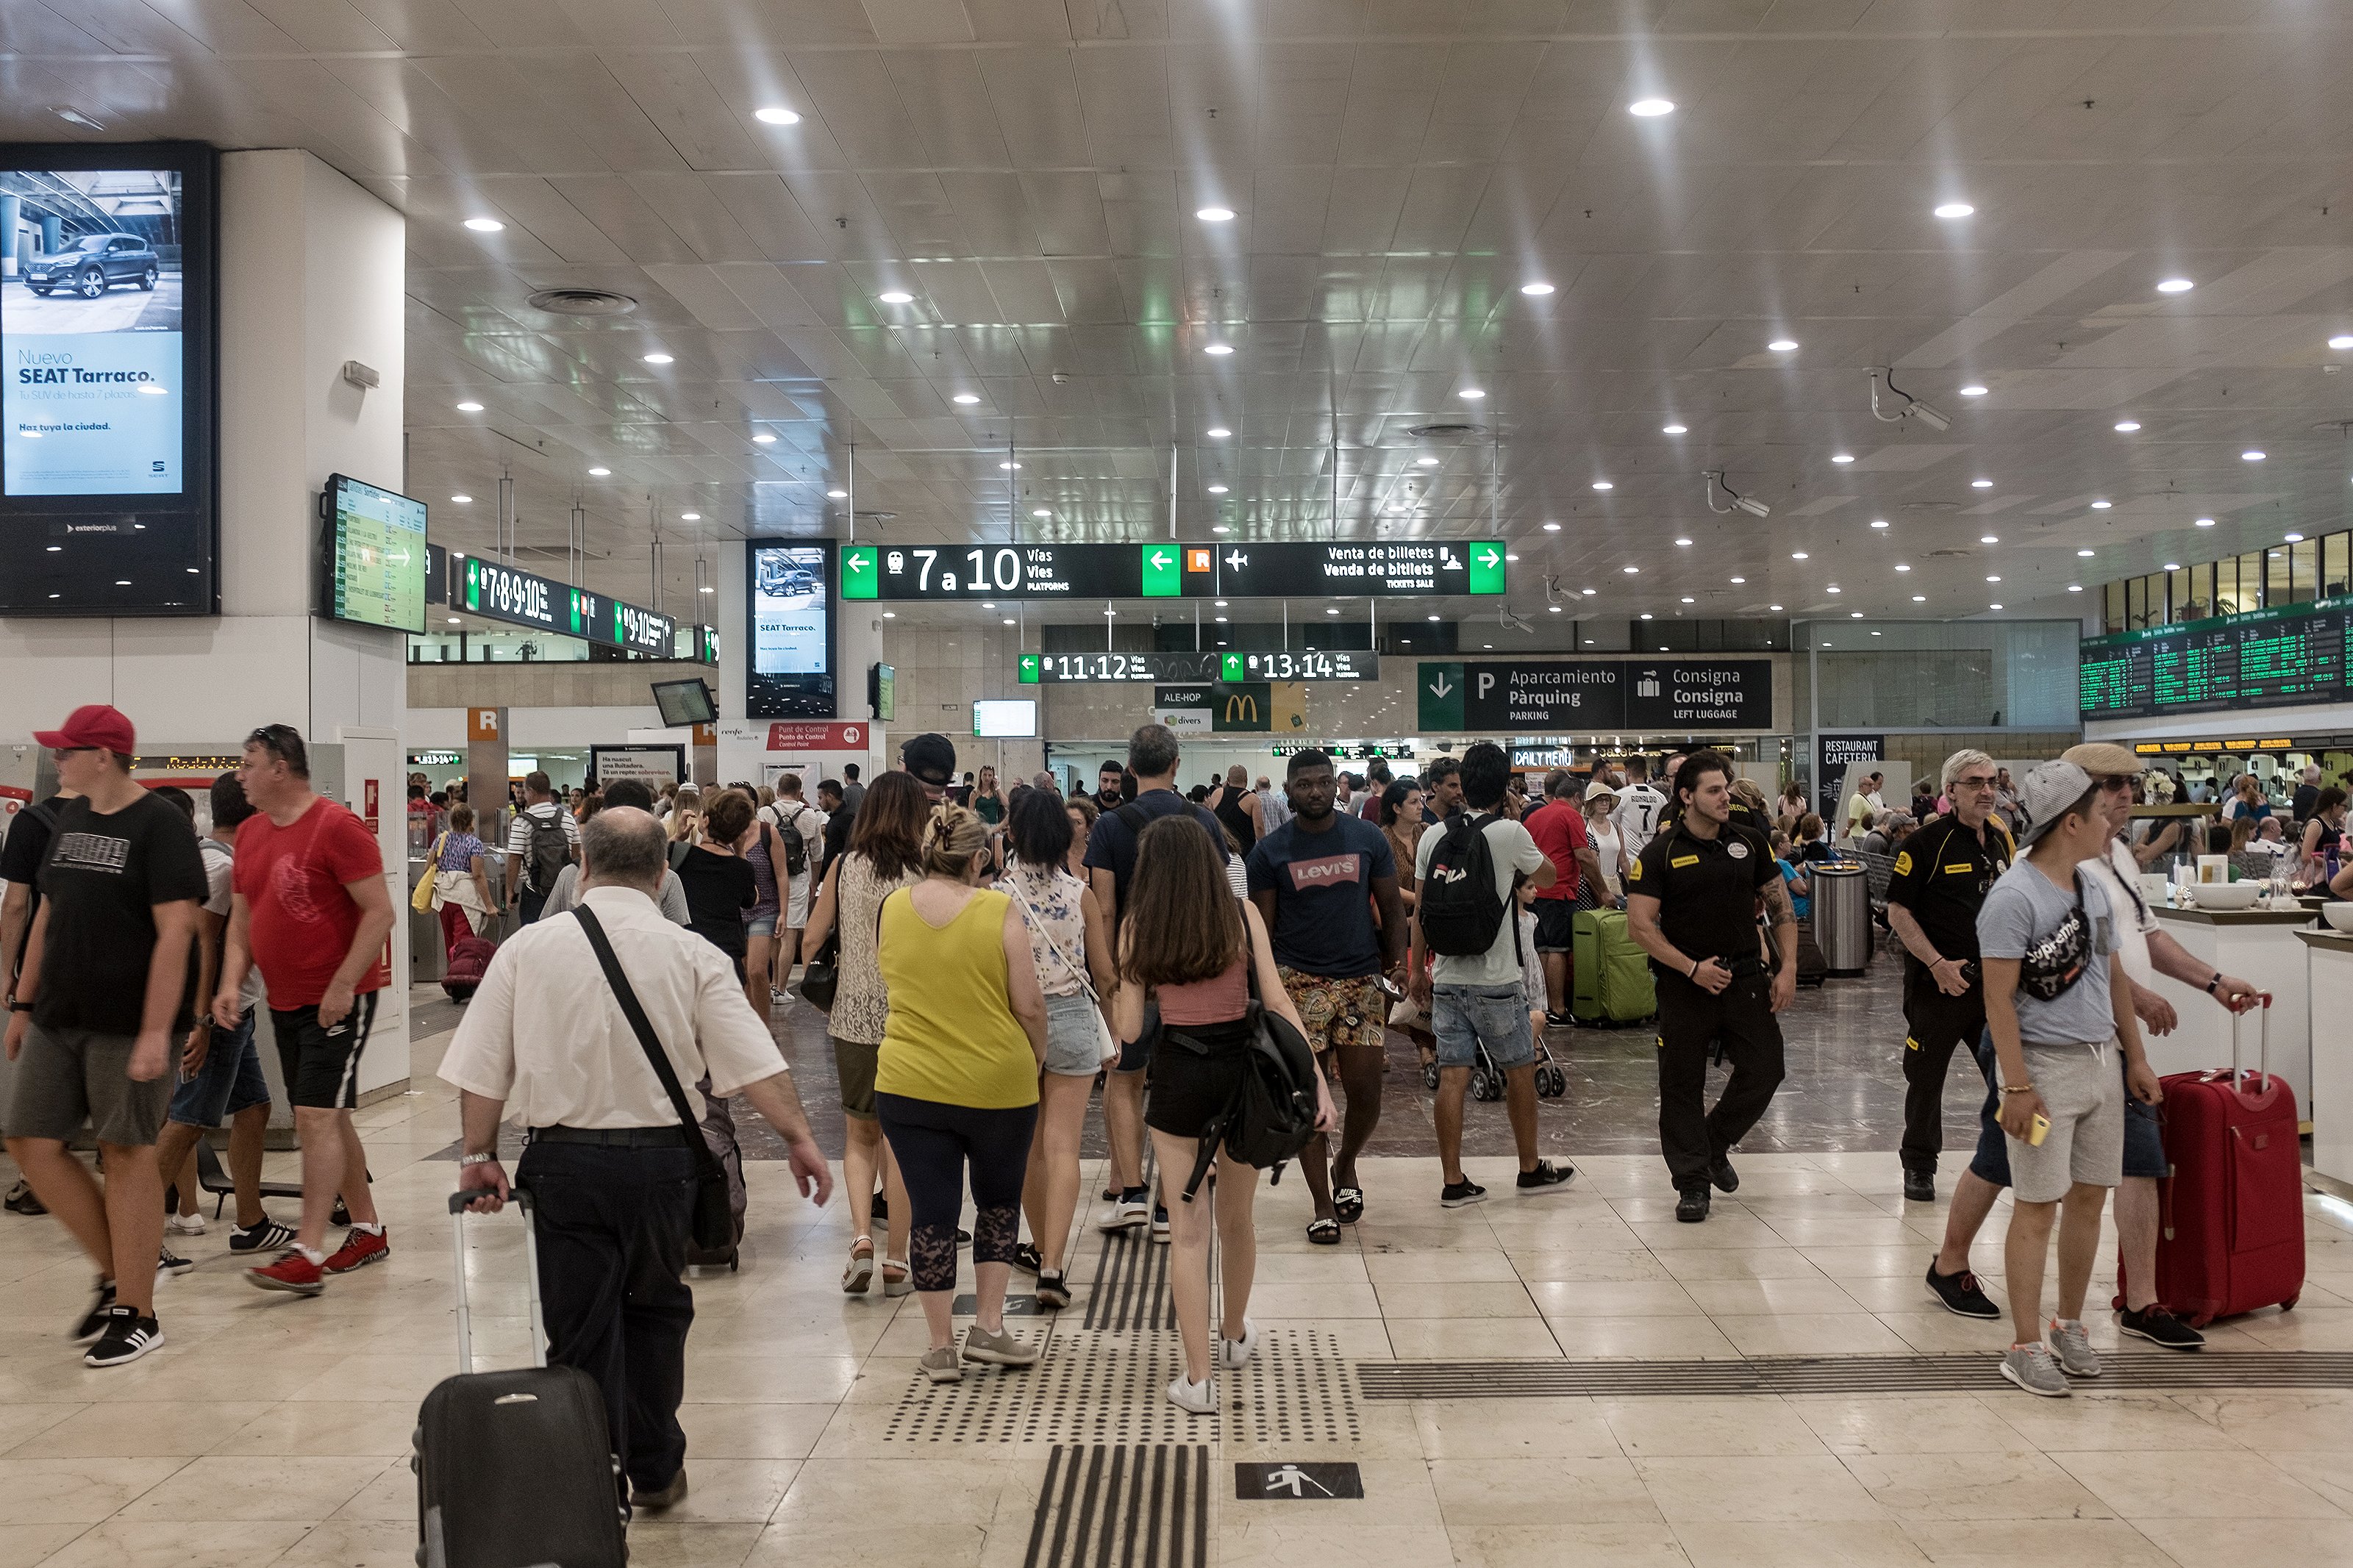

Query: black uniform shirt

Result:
[1885,810,2013,962]
[1627,817,1776,970]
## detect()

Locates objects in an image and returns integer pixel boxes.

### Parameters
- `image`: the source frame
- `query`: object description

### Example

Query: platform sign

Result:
[842,541,1504,601]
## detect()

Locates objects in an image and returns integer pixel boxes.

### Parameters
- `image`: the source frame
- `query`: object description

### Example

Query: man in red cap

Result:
[4,705,208,1368]
[215,723,398,1297]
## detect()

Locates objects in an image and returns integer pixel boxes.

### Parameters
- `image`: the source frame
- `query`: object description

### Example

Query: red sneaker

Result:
[246,1249,325,1296]
[323,1227,390,1274]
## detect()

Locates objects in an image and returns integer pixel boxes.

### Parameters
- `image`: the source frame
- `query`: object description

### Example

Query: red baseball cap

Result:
[34,704,135,756]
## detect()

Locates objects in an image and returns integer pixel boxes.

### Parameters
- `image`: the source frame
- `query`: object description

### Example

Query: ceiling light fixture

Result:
[1000,461,1021,470]
[1981,534,1999,543]
[1791,551,1809,560]
[2114,420,2140,432]
[1933,202,1974,218]
[455,401,483,412]
[1582,587,1596,595]
[1851,611,1865,619]
[1913,595,1927,602]
[1894,563,1910,572]
[2078,548,2096,556]
[826,488,847,498]
[1990,602,2003,609]
[451,494,472,504]
[588,466,610,476]
[2067,584,2083,593]
[1768,339,1798,351]
[1959,384,1988,396]
[752,432,776,443]
[1212,524,1230,534]
[2331,335,2353,349]
[1674,537,1692,547]
[1870,518,1889,529]
[1629,99,1674,116]
[1206,426,1230,438]
[1831,453,1854,464]
[951,393,979,404]
[1549,604,1564,613]
[2196,516,2216,526]
[1542,521,1562,531]
[1428,614,1441,622]
[1459,387,1486,400]
[681,511,701,520]
[642,352,672,364]
[754,107,801,124]
[1662,423,1687,434]
[1827,584,1842,593]
[2163,562,2182,570]
[1206,484,1228,494]
[878,290,913,304]
[2242,449,2266,461]
[2090,500,2112,509]
[1415,456,1440,466]
[1729,576,1745,584]
[1971,478,1993,487]
[2286,531,2306,542]
[1196,206,1235,222]
[1986,575,2002,583]
[1032,508,1050,518]
[1770,604,1784,611]
[1622,565,1639,574]
[1204,343,1233,356]
[1591,479,1613,490]
[1520,281,1554,296]
[463,217,504,232]
[2157,278,2194,293]
[1680,596,1695,604]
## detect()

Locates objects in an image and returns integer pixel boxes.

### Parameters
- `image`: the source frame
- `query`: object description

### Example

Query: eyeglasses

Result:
[1954,776,1999,791]
[49,746,94,760]
[2094,774,2133,792]
[248,723,300,746]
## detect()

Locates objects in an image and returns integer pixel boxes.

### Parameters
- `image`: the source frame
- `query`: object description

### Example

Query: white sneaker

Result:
[1217,1317,1257,1372]
[1166,1372,1217,1414]
[166,1213,205,1236]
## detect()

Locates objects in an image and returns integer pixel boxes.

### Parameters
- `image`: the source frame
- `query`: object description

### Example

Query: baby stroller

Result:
[1469,1029,1567,1103]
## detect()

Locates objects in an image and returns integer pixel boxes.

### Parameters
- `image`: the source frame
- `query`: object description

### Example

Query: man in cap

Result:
[901,733,957,804]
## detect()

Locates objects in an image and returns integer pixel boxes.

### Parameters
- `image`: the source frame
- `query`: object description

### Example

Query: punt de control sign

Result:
[1420,659,1772,731]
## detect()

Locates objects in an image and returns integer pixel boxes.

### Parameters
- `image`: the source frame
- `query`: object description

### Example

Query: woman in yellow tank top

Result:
[876,803,1049,1386]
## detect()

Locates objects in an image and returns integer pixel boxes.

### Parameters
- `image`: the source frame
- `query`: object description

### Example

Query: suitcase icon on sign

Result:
[1635,671,1662,698]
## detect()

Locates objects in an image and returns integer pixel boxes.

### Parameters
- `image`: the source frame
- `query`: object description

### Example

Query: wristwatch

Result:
[2204,973,2223,995]
[457,1151,499,1167]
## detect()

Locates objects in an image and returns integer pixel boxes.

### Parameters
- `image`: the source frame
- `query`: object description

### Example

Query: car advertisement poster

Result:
[2,168,185,496]
[749,543,836,717]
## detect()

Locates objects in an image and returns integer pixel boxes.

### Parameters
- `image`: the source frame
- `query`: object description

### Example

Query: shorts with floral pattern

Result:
[1275,967,1388,1054]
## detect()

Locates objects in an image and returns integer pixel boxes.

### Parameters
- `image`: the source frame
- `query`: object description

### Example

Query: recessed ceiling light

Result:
[752,432,776,443]
[1206,484,1228,494]
[1662,423,1687,434]
[1827,585,1842,593]
[1769,604,1783,611]
[1638,612,1654,620]
[1000,461,1021,470]
[1831,454,1854,464]
[2195,517,2216,526]
[1324,607,1339,615]
[642,352,672,364]
[826,488,847,498]
[1459,387,1486,400]
[455,401,483,412]
[2157,278,2194,293]
[754,107,801,124]
[2113,420,2140,432]
[1933,202,1974,218]
[2285,531,2306,542]
[1519,281,1554,296]
[2090,500,2112,509]
[463,217,504,232]
[1581,587,1596,595]
[1971,478,1993,488]
[1415,456,1440,467]
[1505,552,1519,560]
[1206,426,1230,438]
[451,494,472,504]
[1680,596,1695,604]
[1981,534,1999,543]
[1870,518,1889,529]
[1591,480,1613,491]
[1549,604,1564,613]
[1913,595,1927,602]
[1791,551,1809,560]
[1032,508,1051,518]
[2067,584,2083,593]
[1768,339,1798,352]
[1894,563,1910,572]
[1204,343,1233,355]
[1729,576,1745,584]
[2078,548,2096,556]
[878,290,913,304]
[1989,602,2003,609]
[1210,524,1230,534]
[1959,384,1988,396]
[2163,562,2182,570]
[1674,537,1692,547]
[681,511,701,520]
[1850,611,1865,619]
[951,393,979,404]
[1628,99,1674,116]
[1196,207,1235,222]
[2242,449,2265,461]
[1215,601,1228,608]
[1542,521,1562,531]
[448,616,461,624]
[882,611,896,618]
[588,466,610,476]
[1427,614,1442,622]
[1622,565,1639,574]
[982,601,995,609]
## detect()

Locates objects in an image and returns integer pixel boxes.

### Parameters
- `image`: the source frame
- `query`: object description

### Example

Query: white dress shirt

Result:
[439,886,787,1129]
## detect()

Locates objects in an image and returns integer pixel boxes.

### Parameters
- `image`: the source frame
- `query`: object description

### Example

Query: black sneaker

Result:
[229,1218,298,1254]
[2119,1304,2207,1350]
[1010,1242,1043,1275]
[1151,1205,1171,1243]
[1035,1271,1071,1311]
[157,1245,195,1277]
[4,1179,45,1216]
[1902,1170,1936,1203]
[1440,1178,1488,1209]
[71,1277,118,1343]
[1924,1261,2002,1320]
[1675,1186,1710,1223]
[1707,1155,1739,1195]
[871,1194,888,1221]
[1544,1010,1573,1031]
[1515,1160,1577,1195]
[82,1306,164,1368]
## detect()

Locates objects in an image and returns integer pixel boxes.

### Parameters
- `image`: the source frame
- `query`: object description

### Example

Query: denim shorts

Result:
[1043,991,1103,1078]
[746,912,779,938]
[1965,1028,2164,1189]
[1432,983,1535,1071]
[168,1008,272,1128]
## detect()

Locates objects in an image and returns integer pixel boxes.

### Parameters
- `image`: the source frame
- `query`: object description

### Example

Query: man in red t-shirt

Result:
[1524,771,1604,1027]
[213,724,399,1296]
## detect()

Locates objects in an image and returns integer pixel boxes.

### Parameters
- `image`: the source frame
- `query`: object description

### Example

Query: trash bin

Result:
[1811,862,1871,978]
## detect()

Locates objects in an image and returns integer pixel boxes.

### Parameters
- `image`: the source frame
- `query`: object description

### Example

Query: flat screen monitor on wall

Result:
[973,699,1037,738]
[650,678,716,727]
[318,473,426,634]
[746,540,836,718]
[0,143,218,615]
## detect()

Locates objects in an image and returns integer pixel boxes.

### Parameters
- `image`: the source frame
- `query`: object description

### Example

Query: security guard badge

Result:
[1725,839,1749,859]
[1893,851,1913,876]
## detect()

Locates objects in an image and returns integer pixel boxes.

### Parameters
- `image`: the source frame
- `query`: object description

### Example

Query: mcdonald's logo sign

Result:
[1225,692,1258,723]
[1210,681,1272,732]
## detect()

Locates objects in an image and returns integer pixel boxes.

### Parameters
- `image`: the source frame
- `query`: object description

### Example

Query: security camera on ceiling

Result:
[1870,368,1950,432]
[1703,470,1770,519]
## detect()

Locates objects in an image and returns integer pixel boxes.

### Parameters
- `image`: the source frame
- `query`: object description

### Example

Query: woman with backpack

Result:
[740,789,789,1015]
[1113,816,1333,1415]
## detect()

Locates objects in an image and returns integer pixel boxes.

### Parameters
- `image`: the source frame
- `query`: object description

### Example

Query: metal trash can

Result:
[1811,862,1871,978]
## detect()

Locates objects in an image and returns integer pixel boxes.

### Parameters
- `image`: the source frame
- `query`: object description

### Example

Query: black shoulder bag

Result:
[570,906,736,1253]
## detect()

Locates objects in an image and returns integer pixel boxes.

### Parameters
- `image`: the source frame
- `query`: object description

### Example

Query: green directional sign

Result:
[1140,543,1182,597]
[1418,661,1465,729]
[1220,651,1246,681]
[840,544,879,598]
[1466,542,1507,596]
[1017,654,1040,684]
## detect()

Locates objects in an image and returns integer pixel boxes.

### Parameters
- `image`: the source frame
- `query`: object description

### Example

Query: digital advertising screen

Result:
[319,473,426,634]
[0,144,217,616]
[651,678,716,727]
[973,699,1038,738]
[747,540,836,719]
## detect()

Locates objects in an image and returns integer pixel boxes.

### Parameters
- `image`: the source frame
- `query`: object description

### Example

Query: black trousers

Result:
[518,886,549,926]
[1899,964,1986,1177]
[1654,971,1785,1192]
[516,1139,696,1494]
[876,1092,1036,1292]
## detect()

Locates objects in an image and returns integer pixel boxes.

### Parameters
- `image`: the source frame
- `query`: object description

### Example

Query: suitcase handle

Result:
[449,1188,546,1377]
[2227,992,2275,1100]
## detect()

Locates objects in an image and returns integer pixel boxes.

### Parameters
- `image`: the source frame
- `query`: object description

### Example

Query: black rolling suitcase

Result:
[415,1192,629,1568]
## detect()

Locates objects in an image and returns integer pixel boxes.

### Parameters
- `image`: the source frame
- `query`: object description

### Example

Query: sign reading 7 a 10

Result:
[839,541,1504,601]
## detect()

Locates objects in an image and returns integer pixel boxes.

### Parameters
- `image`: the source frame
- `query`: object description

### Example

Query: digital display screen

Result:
[2079,597,2351,720]
[870,662,894,721]
[840,540,1504,601]
[650,679,715,727]
[453,554,676,654]
[1017,650,1379,683]
[748,541,836,718]
[973,699,1038,737]
[320,474,426,634]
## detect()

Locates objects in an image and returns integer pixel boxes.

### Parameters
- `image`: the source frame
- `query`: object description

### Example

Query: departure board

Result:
[2080,596,2351,719]
[840,540,1504,601]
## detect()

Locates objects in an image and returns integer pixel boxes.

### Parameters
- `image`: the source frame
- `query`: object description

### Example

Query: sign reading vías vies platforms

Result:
[1417,659,1771,731]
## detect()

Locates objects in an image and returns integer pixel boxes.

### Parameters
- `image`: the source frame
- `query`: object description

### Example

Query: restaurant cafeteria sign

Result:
[1418,659,1772,731]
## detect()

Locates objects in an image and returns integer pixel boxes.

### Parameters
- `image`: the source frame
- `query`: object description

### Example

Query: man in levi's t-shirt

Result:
[213,724,398,1299]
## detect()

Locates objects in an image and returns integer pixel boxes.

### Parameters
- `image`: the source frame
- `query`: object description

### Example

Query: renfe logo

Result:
[1286,853,1363,893]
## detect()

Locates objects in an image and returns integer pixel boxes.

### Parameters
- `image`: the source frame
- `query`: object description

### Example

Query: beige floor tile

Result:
[273,1521,426,1568]
[38,1517,309,1568]
[283,1354,451,1405]
[1248,1317,1396,1358]
[2050,1447,2345,1518]
[212,1400,422,1458]
[677,1403,838,1461]
[326,1461,418,1522]
[1801,1245,1945,1278]
[1545,1316,1742,1360]
[1218,1523,1454,1568]
[1374,1281,1536,1318]
[682,1356,863,1404]
[1628,1216,1788,1250]
[115,1454,387,1523]
[1677,1275,1876,1317]
[1674,1519,1931,1568]
[1251,1251,1373,1284]
[0,1405,82,1456]
[1834,1274,1963,1314]
[1790,1395,2034,1456]
[1894,1519,2177,1568]
[84,1351,349,1405]
[1410,1397,1620,1459]
[2173,1389,2353,1450]
[0,1458,188,1525]
[1362,1250,1518,1284]
[1710,1311,1915,1357]
[0,1525,90,1568]
[1504,1248,1675,1283]
[1245,1281,1383,1317]
[1874,1312,2013,1356]
[656,1459,801,1523]
[1640,1454,1888,1522]
[1527,1279,1707,1317]
[1599,1397,1833,1458]
[765,1458,1022,1537]
[1762,1217,1928,1250]
[1382,1317,1562,1359]
[1654,1248,1824,1282]
[11,1400,274,1459]
[1843,1450,2115,1522]
[1449,1521,1690,1568]
[744,1519,986,1568]
[2129,1517,2353,1564]
[1995,1392,2240,1452]
[614,1522,765,1568]
[1429,1456,1660,1526]
[2258,1449,2353,1514]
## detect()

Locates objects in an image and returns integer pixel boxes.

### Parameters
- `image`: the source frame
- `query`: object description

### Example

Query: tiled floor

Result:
[2,981,2351,1568]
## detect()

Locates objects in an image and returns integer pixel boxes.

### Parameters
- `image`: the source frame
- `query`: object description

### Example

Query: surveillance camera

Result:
[1735,495,1771,519]
[1908,401,1952,432]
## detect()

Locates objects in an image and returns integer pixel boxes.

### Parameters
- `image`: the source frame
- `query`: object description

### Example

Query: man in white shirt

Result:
[504,770,580,925]
[1616,756,1668,861]
[443,808,832,1514]
[764,775,827,992]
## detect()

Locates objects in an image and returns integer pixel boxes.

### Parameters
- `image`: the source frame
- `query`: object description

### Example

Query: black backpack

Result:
[521,808,571,894]
[773,806,810,877]
[1417,811,1513,957]
[1168,961,1321,1203]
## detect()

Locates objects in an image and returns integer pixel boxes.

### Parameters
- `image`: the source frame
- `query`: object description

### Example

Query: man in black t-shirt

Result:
[3,705,209,1368]
[0,785,71,1216]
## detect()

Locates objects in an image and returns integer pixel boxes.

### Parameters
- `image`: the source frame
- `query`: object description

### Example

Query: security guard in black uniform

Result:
[1624,751,1800,1222]
[1882,751,2013,1203]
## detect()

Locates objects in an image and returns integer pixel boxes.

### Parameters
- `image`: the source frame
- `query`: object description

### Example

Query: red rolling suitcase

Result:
[2119,994,2304,1328]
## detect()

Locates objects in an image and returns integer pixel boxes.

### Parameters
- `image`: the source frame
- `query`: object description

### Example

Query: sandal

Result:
[1333,1186,1365,1225]
[843,1236,875,1295]
[1306,1217,1341,1246]
[882,1259,914,1297]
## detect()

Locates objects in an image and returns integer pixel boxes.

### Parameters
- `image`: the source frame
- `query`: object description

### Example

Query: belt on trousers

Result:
[1715,955,1768,979]
[526,1125,692,1148]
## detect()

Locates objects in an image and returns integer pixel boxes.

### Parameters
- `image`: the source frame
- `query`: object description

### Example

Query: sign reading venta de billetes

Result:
[1418,659,1773,731]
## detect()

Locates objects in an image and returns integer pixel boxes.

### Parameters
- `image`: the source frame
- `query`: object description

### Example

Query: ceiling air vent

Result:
[526,288,638,317]
[1404,423,1489,440]
[1901,501,1961,512]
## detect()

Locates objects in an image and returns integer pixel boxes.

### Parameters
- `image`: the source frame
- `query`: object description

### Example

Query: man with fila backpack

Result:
[504,771,579,926]
[763,775,826,998]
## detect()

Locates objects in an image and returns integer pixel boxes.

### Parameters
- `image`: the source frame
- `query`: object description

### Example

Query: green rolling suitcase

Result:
[1571,909,1657,1026]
